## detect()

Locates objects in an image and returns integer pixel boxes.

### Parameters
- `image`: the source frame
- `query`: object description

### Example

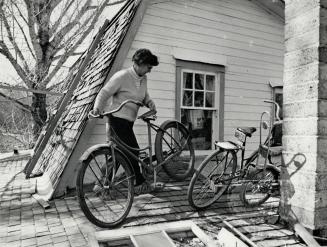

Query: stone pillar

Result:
[281,0,327,234]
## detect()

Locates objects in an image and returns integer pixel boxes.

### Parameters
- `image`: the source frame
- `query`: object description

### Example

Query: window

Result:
[176,60,225,150]
[273,87,283,120]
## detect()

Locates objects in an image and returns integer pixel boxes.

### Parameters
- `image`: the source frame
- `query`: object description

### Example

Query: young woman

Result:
[92,48,159,193]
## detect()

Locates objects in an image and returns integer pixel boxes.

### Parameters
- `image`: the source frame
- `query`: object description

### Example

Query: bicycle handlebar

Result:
[88,99,144,119]
[264,100,281,121]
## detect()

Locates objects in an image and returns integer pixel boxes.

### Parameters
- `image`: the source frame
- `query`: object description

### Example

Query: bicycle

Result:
[76,99,195,228]
[187,100,282,209]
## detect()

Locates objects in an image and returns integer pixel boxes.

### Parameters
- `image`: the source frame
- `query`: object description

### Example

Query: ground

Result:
[0,156,306,247]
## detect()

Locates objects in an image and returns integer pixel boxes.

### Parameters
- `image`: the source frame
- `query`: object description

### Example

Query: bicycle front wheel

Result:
[240,166,279,207]
[187,149,237,209]
[76,147,134,228]
[155,120,195,181]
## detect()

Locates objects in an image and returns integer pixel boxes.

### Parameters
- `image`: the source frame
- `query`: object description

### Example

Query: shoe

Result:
[134,181,152,195]
[93,183,102,195]
[135,176,146,186]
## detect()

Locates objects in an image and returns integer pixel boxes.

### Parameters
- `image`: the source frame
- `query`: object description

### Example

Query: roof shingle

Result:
[31,0,139,189]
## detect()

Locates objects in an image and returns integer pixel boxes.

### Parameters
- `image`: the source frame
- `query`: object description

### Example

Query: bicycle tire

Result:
[239,165,279,207]
[76,147,134,228]
[187,149,237,209]
[155,120,195,181]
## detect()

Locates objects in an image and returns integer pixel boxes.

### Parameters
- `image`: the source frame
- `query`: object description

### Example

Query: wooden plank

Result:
[88,232,100,247]
[94,220,217,247]
[32,193,50,209]
[217,227,248,247]
[220,220,258,247]
[130,231,176,247]
[294,223,321,247]
[190,223,218,247]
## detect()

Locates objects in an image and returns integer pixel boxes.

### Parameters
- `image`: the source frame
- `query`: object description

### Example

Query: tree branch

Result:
[88,0,127,9]
[12,1,28,26]
[24,0,43,62]
[11,13,36,60]
[49,0,91,51]
[0,7,29,69]
[53,51,83,60]
[0,41,32,88]
[49,0,75,37]
[48,0,65,12]
[0,91,31,113]
[43,0,111,86]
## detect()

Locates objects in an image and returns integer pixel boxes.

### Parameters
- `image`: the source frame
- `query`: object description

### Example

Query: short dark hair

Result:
[132,48,159,66]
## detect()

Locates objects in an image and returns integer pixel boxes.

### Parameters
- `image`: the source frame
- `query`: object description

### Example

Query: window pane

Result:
[275,93,283,120]
[195,74,204,90]
[183,90,193,106]
[206,75,215,91]
[194,91,204,107]
[181,109,213,150]
[205,92,215,108]
[183,72,193,89]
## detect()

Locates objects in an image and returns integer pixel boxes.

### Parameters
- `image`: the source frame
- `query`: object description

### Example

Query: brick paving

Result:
[0,157,306,247]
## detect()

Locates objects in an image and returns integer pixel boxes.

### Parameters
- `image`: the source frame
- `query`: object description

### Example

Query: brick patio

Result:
[0,157,305,247]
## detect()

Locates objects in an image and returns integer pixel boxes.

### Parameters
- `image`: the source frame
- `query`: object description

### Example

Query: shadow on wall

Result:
[279,152,306,225]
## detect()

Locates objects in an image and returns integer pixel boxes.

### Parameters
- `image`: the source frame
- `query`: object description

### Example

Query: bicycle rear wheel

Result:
[155,120,195,181]
[240,166,279,207]
[76,147,134,228]
[187,149,237,209]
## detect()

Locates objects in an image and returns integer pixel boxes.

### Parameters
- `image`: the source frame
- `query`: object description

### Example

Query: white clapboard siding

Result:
[148,3,283,41]
[227,80,270,92]
[139,16,282,55]
[87,0,283,153]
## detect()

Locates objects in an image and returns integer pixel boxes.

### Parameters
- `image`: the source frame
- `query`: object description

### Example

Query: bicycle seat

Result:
[237,127,256,137]
[137,110,157,121]
[215,141,239,150]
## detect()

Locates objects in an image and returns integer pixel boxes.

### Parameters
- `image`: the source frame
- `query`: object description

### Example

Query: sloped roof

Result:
[30,0,140,185]
[255,0,284,20]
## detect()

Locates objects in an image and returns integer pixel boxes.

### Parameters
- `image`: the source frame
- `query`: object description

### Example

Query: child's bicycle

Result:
[76,99,195,228]
[188,100,282,209]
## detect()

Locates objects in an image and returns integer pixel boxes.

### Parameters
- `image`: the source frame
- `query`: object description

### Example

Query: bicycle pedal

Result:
[151,182,165,191]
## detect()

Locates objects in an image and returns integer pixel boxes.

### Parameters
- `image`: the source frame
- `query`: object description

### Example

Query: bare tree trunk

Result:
[31,93,47,138]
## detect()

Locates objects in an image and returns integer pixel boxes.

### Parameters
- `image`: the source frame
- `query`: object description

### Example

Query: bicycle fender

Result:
[79,143,135,175]
[215,141,239,150]
[79,143,110,162]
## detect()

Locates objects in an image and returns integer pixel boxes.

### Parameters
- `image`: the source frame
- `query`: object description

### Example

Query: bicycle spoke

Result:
[113,175,134,186]
[240,168,278,207]
[188,150,237,209]
[77,148,133,228]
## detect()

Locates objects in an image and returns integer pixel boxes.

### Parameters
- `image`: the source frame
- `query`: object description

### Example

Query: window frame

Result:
[175,59,225,150]
[180,69,218,110]
[272,86,283,120]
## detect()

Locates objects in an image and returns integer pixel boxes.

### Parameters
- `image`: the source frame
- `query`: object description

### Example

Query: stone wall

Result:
[281,0,327,232]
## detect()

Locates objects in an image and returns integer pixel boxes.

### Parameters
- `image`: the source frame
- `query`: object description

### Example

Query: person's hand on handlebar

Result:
[89,108,101,118]
[147,99,157,113]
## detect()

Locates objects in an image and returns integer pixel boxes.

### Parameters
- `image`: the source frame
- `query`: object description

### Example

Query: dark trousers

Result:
[109,115,144,185]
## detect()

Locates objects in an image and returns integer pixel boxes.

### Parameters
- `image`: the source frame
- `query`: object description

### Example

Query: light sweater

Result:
[93,66,152,121]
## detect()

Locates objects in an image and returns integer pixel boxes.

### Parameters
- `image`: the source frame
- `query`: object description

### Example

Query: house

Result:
[25,0,285,200]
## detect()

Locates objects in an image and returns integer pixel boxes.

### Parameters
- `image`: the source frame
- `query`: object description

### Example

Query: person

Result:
[92,48,159,193]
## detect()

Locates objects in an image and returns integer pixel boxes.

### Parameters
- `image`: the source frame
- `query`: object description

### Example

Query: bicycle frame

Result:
[232,100,282,181]
[230,137,258,181]
[105,115,190,185]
